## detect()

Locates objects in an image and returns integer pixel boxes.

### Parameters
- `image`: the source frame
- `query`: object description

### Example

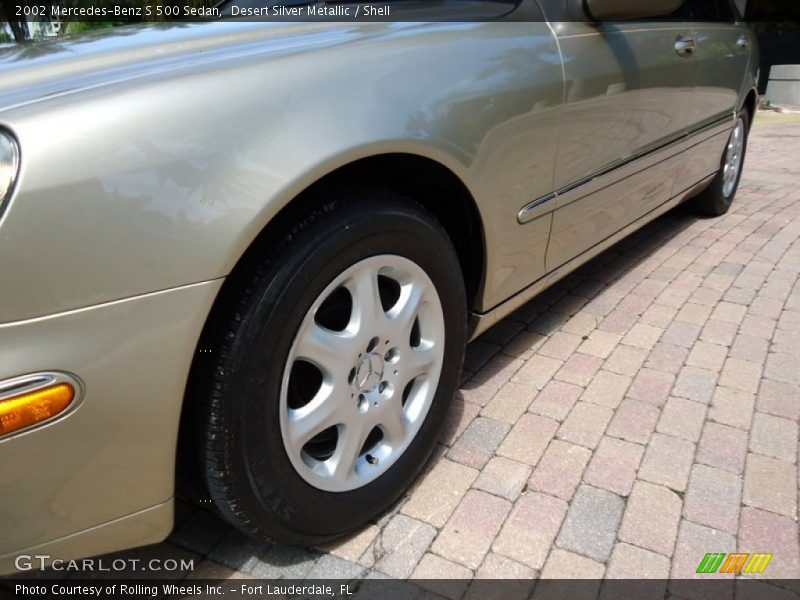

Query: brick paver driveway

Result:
[117,113,800,588]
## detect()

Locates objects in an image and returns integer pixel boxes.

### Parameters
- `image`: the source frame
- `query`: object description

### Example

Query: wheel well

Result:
[743,89,757,125]
[309,154,485,308]
[214,154,485,315]
[176,153,485,497]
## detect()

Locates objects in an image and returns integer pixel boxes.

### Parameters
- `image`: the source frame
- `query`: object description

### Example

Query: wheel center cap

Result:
[355,353,384,393]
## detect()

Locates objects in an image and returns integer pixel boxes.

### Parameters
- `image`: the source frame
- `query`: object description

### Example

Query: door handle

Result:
[737,34,749,49]
[675,36,696,56]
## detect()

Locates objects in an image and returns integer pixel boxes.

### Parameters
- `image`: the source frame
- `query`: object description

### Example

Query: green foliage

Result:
[63,21,121,35]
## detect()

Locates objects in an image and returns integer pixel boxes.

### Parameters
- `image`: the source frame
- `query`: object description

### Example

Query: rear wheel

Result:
[191,189,466,544]
[691,111,749,216]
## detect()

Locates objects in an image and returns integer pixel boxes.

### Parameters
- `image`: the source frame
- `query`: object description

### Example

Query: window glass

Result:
[671,0,735,22]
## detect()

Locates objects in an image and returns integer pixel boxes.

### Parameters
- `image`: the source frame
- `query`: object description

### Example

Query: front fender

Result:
[0,21,561,323]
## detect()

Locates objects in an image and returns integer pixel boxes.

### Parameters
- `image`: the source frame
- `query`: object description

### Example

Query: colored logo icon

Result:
[696,553,773,574]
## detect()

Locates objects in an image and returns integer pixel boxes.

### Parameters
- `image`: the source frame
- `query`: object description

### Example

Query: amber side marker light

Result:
[0,383,75,436]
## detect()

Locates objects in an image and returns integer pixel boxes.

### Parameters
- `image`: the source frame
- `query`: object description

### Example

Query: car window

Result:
[671,0,736,22]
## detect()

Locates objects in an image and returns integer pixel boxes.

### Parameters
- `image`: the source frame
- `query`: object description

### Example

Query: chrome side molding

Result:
[517,112,734,225]
[517,192,557,223]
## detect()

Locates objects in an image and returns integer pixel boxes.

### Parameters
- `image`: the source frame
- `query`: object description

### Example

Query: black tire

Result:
[691,110,750,216]
[189,187,467,545]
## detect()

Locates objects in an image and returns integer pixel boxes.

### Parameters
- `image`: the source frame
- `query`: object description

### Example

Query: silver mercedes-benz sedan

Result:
[0,0,757,572]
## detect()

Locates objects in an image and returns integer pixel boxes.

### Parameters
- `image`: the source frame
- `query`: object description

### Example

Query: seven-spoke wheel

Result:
[282,255,445,491]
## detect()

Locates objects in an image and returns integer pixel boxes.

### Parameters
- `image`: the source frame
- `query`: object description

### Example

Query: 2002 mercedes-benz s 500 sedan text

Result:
[0,0,757,571]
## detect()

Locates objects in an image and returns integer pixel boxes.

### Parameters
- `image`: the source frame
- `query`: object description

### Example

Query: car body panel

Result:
[0,501,173,575]
[0,2,757,571]
[547,145,686,270]
[0,280,221,560]
[543,20,698,269]
[551,21,699,190]
[471,170,718,337]
[675,18,755,189]
[689,21,752,128]
[0,18,562,322]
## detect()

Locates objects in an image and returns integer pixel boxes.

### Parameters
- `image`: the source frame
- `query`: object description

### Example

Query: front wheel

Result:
[691,111,750,216]
[192,190,467,544]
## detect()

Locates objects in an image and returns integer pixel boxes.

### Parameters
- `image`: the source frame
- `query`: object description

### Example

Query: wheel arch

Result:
[175,152,486,497]
[741,88,758,125]
[221,152,486,318]
[303,153,486,310]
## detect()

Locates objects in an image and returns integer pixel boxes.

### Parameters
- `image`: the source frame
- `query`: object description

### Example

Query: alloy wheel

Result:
[722,117,745,198]
[279,255,445,492]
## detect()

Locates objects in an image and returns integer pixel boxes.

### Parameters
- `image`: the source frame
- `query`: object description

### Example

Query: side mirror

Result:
[584,0,683,21]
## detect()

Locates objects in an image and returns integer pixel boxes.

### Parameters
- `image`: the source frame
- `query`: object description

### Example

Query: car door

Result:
[544,20,698,271]
[682,0,752,130]
[670,0,753,194]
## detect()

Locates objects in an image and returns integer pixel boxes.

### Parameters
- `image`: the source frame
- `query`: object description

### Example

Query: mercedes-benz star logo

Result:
[356,353,384,393]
